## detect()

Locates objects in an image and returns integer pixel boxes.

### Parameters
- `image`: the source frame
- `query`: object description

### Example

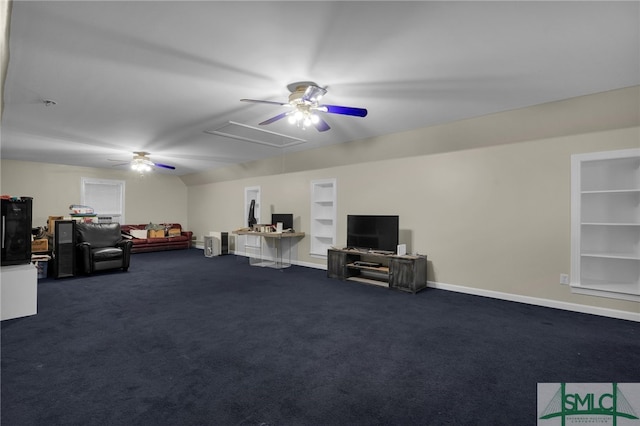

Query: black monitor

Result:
[271,213,294,230]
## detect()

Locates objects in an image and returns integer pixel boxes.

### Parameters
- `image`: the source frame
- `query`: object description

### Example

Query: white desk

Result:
[234,231,305,269]
[1,263,38,321]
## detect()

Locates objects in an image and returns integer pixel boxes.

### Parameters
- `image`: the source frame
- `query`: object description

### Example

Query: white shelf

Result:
[581,192,639,224]
[582,222,640,226]
[582,253,640,260]
[582,189,640,194]
[578,277,640,288]
[580,154,640,191]
[571,148,640,302]
[310,179,337,257]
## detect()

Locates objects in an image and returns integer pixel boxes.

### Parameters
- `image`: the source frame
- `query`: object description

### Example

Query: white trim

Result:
[570,148,640,300]
[80,177,125,224]
[205,121,306,148]
[309,178,337,257]
[573,147,640,162]
[569,285,640,303]
[243,186,261,252]
[570,154,581,285]
[196,250,640,322]
[428,281,640,323]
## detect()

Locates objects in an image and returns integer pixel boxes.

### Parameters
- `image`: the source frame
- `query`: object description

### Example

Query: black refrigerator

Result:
[1,197,33,266]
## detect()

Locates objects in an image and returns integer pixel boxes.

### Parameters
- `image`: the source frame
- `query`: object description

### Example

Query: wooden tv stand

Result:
[327,248,427,294]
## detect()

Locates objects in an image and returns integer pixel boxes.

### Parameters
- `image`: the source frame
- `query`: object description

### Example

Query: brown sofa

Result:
[120,223,193,253]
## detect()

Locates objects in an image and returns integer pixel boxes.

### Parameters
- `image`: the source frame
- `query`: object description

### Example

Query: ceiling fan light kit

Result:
[131,159,153,173]
[109,151,176,174]
[241,81,367,132]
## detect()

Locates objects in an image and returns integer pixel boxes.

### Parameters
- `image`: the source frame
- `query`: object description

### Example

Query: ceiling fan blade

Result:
[153,162,176,170]
[314,117,331,132]
[240,99,288,106]
[259,112,288,125]
[321,104,368,117]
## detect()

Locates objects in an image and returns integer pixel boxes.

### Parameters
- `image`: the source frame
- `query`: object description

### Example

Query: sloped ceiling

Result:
[1,1,638,176]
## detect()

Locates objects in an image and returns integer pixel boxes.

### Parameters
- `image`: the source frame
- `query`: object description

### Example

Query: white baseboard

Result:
[225,250,326,270]
[198,248,639,322]
[428,281,640,323]
[292,260,327,270]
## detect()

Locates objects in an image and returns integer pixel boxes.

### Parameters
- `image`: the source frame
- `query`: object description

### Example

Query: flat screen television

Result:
[347,215,399,253]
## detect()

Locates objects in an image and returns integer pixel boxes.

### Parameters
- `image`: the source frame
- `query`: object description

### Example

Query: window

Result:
[81,178,125,224]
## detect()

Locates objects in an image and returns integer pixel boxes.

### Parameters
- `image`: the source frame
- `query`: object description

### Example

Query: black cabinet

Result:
[1,198,33,266]
[327,249,348,279]
[327,248,427,294]
[53,220,75,278]
[389,257,427,293]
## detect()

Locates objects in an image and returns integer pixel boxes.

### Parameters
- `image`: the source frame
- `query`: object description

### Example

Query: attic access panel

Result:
[205,121,306,148]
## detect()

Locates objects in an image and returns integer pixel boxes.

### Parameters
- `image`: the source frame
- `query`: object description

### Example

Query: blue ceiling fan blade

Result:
[153,162,176,170]
[259,112,288,125]
[322,104,368,117]
[314,117,331,132]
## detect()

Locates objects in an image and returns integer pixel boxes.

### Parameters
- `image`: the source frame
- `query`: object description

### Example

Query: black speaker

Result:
[220,232,229,255]
[54,220,75,278]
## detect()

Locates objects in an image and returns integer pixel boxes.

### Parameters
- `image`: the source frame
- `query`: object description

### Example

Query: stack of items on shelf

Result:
[68,204,97,223]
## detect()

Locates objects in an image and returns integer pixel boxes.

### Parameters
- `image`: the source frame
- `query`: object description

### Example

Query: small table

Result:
[233,230,305,269]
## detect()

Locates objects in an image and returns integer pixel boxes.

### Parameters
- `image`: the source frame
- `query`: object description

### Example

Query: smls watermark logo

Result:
[538,383,640,425]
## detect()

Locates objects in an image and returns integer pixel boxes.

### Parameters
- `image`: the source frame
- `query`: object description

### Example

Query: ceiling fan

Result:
[109,152,176,172]
[240,81,368,132]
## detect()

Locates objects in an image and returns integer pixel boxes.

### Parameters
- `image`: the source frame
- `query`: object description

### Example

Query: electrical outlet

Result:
[560,274,569,285]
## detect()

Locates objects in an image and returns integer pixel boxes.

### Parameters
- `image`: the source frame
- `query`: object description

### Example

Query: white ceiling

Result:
[2,1,639,176]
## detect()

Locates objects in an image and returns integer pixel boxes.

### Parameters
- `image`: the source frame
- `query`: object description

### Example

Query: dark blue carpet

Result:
[2,249,639,425]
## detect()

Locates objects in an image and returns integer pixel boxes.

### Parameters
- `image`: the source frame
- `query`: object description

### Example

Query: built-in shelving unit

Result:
[310,179,336,257]
[570,148,640,301]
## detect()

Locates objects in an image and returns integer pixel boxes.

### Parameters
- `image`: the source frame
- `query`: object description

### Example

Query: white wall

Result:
[0,161,188,229]
[185,88,640,318]
[1,87,638,319]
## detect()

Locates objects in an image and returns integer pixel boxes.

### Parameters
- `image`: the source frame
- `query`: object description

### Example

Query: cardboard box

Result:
[31,239,48,252]
[48,216,64,233]
[148,229,165,238]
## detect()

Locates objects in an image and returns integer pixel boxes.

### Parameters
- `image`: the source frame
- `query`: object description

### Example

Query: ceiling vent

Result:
[204,121,306,148]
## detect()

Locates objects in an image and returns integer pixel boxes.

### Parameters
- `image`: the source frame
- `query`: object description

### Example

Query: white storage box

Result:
[129,229,148,239]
